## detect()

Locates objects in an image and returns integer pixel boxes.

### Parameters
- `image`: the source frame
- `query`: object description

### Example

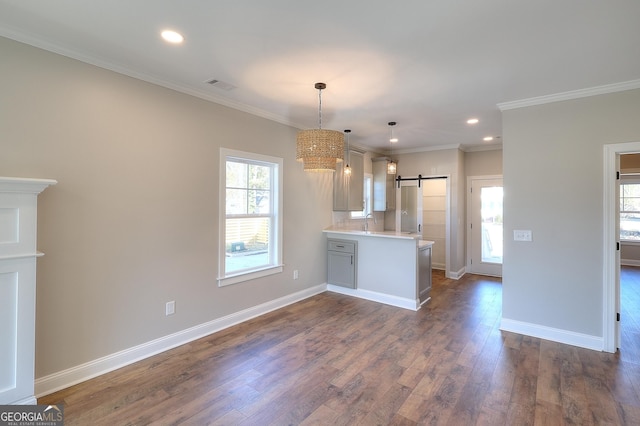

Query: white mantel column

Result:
[0,177,56,405]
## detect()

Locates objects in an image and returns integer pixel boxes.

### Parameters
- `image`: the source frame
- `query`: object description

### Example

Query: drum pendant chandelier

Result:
[296,83,344,172]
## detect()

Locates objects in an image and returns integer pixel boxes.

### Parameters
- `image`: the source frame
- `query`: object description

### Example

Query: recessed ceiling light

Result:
[467,118,479,124]
[483,136,494,141]
[161,30,184,44]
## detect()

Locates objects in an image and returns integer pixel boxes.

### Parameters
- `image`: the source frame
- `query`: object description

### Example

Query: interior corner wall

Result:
[0,36,334,379]
[396,148,465,275]
[502,88,640,342]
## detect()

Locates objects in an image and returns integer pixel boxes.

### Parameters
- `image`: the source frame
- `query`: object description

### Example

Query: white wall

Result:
[0,37,334,379]
[502,88,640,344]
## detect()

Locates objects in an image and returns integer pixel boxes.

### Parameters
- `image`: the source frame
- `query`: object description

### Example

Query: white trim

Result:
[11,396,37,405]
[448,266,466,280]
[620,240,640,246]
[327,284,419,311]
[0,252,44,261]
[394,144,461,155]
[35,284,326,397]
[462,143,503,153]
[500,318,603,351]
[218,265,283,287]
[498,79,640,111]
[0,177,57,194]
[621,259,640,267]
[604,141,640,353]
[218,148,284,286]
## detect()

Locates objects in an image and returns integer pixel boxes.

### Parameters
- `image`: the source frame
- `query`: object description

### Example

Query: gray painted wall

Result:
[1,37,334,378]
[502,88,640,338]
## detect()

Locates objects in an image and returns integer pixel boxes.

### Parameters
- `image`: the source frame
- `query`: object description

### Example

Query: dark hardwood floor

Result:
[39,269,640,425]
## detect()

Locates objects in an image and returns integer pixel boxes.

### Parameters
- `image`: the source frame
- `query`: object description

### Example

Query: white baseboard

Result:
[432,262,445,271]
[448,266,466,280]
[35,284,327,398]
[326,284,419,311]
[621,259,640,267]
[11,396,37,405]
[500,318,603,351]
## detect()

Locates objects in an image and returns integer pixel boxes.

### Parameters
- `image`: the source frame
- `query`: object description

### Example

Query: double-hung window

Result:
[218,148,283,286]
[620,180,640,242]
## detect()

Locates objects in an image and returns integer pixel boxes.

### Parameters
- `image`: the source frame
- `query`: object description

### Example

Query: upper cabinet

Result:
[373,158,396,211]
[334,150,364,211]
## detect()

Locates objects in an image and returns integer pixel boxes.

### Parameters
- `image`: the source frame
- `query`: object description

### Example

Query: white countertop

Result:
[323,227,423,241]
[419,240,434,249]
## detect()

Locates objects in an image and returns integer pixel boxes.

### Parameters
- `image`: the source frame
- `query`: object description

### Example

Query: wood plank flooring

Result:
[39,269,640,425]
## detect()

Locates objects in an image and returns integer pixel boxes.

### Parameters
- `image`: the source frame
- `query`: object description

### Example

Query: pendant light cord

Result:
[318,87,323,130]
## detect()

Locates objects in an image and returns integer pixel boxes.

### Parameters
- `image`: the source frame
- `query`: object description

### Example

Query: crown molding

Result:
[461,143,503,152]
[497,79,640,111]
[393,143,461,155]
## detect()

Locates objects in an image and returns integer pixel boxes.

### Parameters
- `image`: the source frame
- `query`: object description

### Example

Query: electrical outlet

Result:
[513,230,532,241]
[166,301,175,316]
[293,269,299,280]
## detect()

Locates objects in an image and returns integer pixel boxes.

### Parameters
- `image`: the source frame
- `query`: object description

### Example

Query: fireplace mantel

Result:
[0,176,56,405]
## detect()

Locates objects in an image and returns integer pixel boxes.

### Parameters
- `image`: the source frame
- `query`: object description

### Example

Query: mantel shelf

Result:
[0,176,57,194]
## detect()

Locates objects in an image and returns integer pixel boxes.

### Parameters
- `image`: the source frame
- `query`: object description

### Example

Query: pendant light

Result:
[387,121,398,175]
[344,129,352,176]
[296,83,344,172]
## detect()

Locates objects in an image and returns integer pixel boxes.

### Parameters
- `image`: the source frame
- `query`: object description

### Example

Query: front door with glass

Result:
[468,177,503,276]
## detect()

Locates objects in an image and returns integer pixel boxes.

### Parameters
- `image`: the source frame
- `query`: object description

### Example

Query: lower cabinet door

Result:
[328,251,356,288]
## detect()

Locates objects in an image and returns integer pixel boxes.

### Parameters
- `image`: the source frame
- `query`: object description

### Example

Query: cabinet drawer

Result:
[328,240,355,253]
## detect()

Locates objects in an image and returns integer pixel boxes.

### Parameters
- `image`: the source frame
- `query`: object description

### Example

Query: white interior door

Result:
[468,177,503,276]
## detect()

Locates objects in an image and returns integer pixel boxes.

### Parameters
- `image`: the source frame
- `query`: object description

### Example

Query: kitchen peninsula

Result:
[323,228,433,311]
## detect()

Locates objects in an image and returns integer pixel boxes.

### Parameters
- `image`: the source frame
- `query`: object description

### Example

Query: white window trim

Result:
[218,148,283,287]
[620,177,640,243]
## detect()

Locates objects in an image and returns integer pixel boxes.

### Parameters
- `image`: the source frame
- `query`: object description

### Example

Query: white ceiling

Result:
[1,1,640,152]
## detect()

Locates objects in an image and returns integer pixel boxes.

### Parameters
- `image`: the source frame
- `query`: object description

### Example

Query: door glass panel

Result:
[400,186,418,233]
[481,186,503,264]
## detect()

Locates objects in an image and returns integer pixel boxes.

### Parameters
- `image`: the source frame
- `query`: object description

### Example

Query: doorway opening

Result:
[604,141,640,353]
[396,176,451,277]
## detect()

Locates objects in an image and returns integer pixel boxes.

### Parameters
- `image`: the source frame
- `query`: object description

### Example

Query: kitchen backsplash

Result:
[331,211,386,232]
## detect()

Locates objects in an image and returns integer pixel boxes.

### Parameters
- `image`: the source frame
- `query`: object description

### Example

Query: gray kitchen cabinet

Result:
[327,239,357,288]
[372,158,396,211]
[418,242,432,304]
[334,150,364,211]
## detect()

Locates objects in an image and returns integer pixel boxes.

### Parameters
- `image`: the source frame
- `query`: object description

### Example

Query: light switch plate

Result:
[514,230,532,241]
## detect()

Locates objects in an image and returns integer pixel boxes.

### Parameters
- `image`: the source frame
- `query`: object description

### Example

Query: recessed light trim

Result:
[483,136,494,141]
[467,118,479,124]
[161,30,184,44]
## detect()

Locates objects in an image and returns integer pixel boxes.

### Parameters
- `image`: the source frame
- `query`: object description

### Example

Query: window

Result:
[621,181,640,241]
[219,148,283,286]
[350,173,373,218]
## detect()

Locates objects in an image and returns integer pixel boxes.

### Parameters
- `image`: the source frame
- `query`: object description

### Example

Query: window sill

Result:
[218,264,283,287]
[620,240,640,246]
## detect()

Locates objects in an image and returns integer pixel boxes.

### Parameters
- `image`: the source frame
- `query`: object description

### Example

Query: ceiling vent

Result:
[205,79,237,91]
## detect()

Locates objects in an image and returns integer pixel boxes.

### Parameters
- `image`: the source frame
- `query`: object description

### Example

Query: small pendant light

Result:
[344,129,352,176]
[387,122,397,175]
